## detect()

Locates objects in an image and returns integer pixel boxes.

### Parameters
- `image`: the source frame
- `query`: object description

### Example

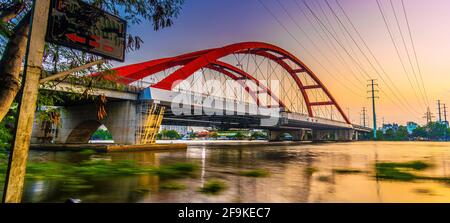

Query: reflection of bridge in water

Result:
[33,42,371,145]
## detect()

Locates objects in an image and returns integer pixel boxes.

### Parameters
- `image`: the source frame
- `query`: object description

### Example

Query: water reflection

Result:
[20,141,450,203]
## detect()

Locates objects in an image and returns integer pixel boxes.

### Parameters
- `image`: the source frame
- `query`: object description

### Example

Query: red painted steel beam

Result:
[101,41,350,124]
[211,61,287,109]
[205,64,261,106]
[309,101,335,106]
[302,85,322,90]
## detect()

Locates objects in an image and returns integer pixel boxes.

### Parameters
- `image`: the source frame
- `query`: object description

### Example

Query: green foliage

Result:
[158,130,181,140]
[159,182,187,190]
[427,122,448,140]
[234,132,246,140]
[412,126,428,138]
[151,162,198,179]
[396,126,409,140]
[375,130,384,141]
[251,131,268,140]
[375,161,432,182]
[198,179,227,195]
[0,121,12,152]
[0,160,199,192]
[373,122,450,141]
[0,103,16,151]
[91,129,113,140]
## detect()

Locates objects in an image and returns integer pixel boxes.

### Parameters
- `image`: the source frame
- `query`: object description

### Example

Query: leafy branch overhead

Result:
[0,0,185,124]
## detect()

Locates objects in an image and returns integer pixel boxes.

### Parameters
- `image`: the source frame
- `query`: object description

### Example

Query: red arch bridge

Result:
[34,42,371,145]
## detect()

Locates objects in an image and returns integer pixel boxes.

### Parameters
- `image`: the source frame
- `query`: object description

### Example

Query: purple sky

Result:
[118,0,450,126]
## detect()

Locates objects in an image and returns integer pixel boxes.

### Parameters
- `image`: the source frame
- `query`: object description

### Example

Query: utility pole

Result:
[437,100,442,123]
[368,80,379,139]
[2,0,51,203]
[423,107,434,124]
[361,107,367,127]
[444,104,448,123]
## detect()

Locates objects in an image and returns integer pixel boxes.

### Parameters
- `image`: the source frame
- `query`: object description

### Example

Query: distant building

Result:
[406,122,418,135]
[382,123,399,134]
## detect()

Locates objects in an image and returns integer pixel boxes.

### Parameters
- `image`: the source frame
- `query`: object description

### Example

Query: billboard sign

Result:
[46,0,127,62]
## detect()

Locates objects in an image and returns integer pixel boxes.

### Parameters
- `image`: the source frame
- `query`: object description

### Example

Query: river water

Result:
[19,141,450,203]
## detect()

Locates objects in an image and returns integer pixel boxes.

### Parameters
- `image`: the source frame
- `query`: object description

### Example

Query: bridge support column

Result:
[312,129,355,142]
[268,129,306,142]
[31,100,138,145]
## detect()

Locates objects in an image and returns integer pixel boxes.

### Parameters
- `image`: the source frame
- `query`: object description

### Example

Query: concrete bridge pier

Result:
[268,129,307,142]
[312,129,355,142]
[31,100,138,145]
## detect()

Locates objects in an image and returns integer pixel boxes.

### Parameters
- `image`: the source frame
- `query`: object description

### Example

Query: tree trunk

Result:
[0,13,30,122]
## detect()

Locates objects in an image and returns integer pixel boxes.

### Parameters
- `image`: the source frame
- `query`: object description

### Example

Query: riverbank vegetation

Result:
[370,122,450,141]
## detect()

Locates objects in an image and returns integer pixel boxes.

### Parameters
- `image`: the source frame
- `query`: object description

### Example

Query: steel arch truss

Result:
[105,42,350,124]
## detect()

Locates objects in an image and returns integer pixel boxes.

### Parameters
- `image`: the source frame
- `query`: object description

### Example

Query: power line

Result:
[375,0,427,112]
[293,0,368,88]
[400,0,430,107]
[389,0,428,108]
[257,0,365,100]
[325,0,422,118]
[301,0,420,119]
[333,0,422,118]
[257,0,368,120]
[275,0,365,92]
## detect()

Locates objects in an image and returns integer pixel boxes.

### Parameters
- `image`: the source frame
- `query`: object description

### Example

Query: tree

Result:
[91,129,112,140]
[412,126,427,139]
[251,131,267,140]
[374,130,384,141]
[0,0,185,122]
[395,126,409,141]
[164,130,180,139]
[234,132,245,140]
[427,122,447,140]
[384,129,395,140]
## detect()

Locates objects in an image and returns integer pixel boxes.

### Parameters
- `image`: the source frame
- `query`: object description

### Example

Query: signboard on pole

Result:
[46,0,127,62]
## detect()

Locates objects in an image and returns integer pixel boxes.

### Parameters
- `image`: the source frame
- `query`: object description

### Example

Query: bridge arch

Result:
[66,120,114,144]
[102,42,350,124]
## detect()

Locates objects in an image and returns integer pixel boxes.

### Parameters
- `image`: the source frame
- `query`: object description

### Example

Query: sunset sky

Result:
[119,0,450,126]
